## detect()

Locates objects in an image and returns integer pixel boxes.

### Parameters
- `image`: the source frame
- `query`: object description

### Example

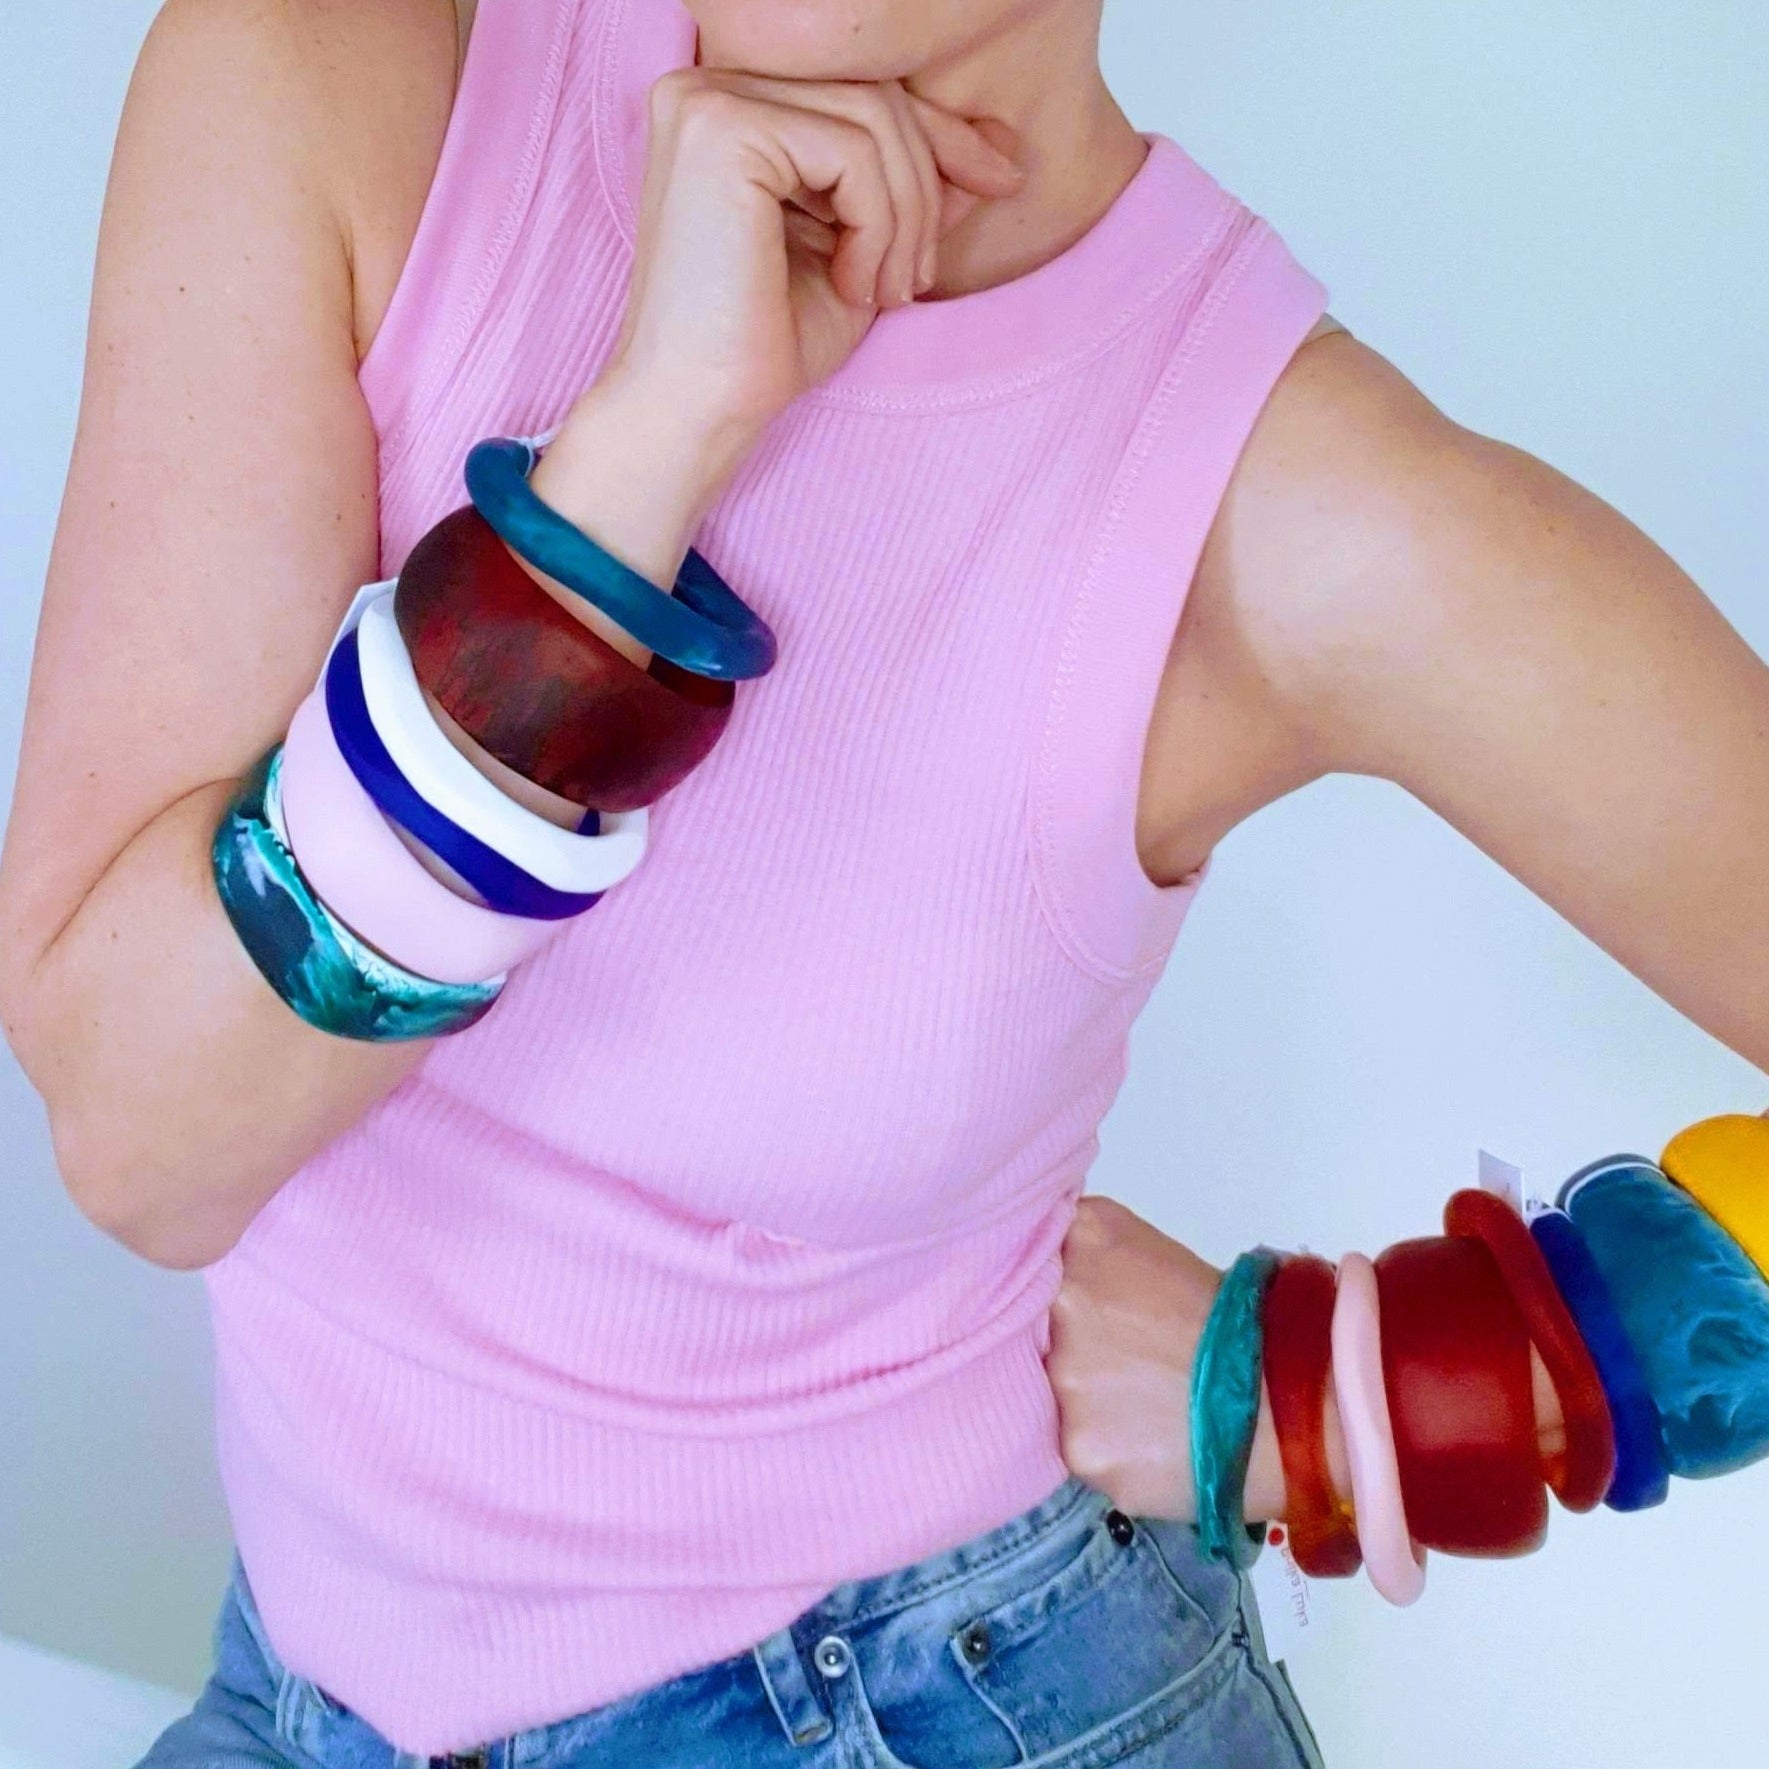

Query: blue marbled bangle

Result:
[1191,1245,1282,1569]
[1560,1153,1769,1480]
[212,747,503,1041]
[325,625,604,922]
[1529,1206,1670,1511]
[463,435,778,683]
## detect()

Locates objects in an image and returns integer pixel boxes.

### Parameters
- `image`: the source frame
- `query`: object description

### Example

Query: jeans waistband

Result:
[223,1470,1111,1763]
[782,1469,1103,1638]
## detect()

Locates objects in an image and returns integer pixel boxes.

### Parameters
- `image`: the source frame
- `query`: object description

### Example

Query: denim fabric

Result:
[133,1473,1325,1769]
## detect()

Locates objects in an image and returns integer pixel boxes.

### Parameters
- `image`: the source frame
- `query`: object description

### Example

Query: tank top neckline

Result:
[590,0,1230,407]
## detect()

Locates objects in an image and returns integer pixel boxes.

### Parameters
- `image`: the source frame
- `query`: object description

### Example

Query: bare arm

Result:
[1054,328,1769,1526]
[0,0,716,1270]
[0,0,414,1270]
[1179,330,1769,1079]
[0,15,1024,1275]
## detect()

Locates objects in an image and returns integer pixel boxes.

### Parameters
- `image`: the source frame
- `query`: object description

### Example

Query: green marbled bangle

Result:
[1191,1245,1283,1568]
[212,745,503,1042]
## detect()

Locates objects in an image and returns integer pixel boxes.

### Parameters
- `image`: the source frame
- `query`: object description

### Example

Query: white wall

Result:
[3,0,1764,1759]
[0,0,239,1699]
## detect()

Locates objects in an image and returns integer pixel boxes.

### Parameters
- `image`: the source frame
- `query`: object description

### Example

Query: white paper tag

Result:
[1477,1147,1547,1220]
[1249,1525,1319,1662]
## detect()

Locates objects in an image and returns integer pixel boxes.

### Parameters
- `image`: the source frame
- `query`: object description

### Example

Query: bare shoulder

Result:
[274,0,468,368]
[126,0,462,366]
[1138,324,1504,883]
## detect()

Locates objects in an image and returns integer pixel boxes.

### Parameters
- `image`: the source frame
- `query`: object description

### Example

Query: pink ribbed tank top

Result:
[200,0,1329,1750]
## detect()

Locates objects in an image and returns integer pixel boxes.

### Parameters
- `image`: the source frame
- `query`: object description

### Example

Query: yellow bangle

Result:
[1660,1114,1769,1281]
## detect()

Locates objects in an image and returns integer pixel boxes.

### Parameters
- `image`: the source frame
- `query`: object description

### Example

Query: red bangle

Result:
[1443,1188,1617,1511]
[1262,1253,1363,1577]
[1374,1235,1548,1556]
[395,503,734,811]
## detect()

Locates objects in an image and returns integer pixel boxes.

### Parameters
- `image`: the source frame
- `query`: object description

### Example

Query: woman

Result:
[2,0,1763,1763]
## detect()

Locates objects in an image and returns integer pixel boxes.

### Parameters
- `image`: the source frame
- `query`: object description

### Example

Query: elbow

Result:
[2,950,243,1272]
[19,1034,243,1271]
[50,1110,245,1271]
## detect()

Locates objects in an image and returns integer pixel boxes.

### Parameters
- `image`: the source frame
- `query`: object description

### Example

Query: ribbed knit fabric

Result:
[200,0,1329,1751]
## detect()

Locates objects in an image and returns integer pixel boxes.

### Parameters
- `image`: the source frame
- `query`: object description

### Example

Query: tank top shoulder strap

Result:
[1029,212,1330,984]
[357,0,581,451]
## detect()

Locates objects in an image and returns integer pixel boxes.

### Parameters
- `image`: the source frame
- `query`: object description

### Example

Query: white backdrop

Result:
[3,1,1765,1762]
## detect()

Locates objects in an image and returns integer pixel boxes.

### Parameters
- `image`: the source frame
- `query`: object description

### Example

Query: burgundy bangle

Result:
[1374,1235,1548,1557]
[1261,1254,1363,1578]
[1443,1188,1617,1511]
[395,503,734,811]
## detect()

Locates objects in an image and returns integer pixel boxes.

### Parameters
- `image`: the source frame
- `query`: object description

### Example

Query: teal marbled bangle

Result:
[1191,1245,1283,1568]
[1561,1154,1769,1479]
[212,746,504,1042]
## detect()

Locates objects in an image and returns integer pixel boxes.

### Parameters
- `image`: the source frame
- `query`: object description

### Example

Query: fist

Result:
[1043,1194,1226,1520]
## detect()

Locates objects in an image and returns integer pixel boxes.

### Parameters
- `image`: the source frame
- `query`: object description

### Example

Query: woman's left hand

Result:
[1044,1194,1290,1522]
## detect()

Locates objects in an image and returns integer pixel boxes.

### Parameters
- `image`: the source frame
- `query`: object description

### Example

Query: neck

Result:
[695,4,1147,302]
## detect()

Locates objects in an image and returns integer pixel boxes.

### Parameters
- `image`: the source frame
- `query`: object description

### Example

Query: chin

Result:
[685,0,920,82]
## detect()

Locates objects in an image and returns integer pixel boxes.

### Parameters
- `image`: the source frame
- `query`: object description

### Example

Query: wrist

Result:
[1244,1367,1353,1522]
[514,368,758,670]
[1242,1375,1289,1522]
[560,360,761,530]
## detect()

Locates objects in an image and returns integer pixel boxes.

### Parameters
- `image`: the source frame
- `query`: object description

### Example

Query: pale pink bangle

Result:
[1331,1251,1428,1606]
[277,689,563,985]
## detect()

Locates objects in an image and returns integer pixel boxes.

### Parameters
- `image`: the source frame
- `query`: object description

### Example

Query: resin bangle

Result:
[1661,1114,1769,1284]
[1260,1253,1363,1578]
[278,688,563,984]
[213,746,502,1041]
[463,435,778,682]
[395,503,734,811]
[326,622,604,921]
[354,594,649,894]
[1529,1205,1670,1512]
[1374,1235,1547,1556]
[1443,1187,1616,1512]
[1331,1252,1427,1606]
[1561,1154,1769,1479]
[1190,1246,1281,1569]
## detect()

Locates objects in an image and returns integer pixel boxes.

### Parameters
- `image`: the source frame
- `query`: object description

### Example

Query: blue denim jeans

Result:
[134,1473,1325,1768]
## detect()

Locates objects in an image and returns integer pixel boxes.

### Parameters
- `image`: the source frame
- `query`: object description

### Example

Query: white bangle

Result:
[352,590,649,895]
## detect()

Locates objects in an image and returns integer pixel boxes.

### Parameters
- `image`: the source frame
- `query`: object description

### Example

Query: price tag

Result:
[1249,1525,1321,1662]
[1478,1147,1548,1220]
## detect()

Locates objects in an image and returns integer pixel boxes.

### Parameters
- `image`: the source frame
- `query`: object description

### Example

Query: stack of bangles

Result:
[1190,1111,1769,1605]
[211,426,777,1040]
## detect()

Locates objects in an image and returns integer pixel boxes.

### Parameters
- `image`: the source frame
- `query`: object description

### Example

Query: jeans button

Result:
[813,1634,851,1678]
[958,1619,991,1665]
[1104,1508,1136,1546]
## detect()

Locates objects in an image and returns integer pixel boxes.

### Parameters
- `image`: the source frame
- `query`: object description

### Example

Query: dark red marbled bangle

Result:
[1374,1234,1548,1556]
[394,503,734,812]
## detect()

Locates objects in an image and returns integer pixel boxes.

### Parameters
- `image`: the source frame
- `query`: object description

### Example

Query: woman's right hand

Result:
[518,65,1028,672]
[603,63,1029,451]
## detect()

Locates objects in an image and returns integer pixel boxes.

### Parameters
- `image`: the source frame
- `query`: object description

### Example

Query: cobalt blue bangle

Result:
[1191,1246,1282,1569]
[462,435,778,683]
[1560,1154,1769,1480]
[325,625,604,922]
[212,747,502,1041]
[1529,1206,1670,1512]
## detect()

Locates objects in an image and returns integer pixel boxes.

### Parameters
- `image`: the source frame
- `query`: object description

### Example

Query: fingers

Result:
[760,99,900,308]
[689,69,936,308]
[663,65,1026,308]
[653,76,888,309]
[874,79,943,290]
[902,94,1025,207]
[781,205,838,259]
